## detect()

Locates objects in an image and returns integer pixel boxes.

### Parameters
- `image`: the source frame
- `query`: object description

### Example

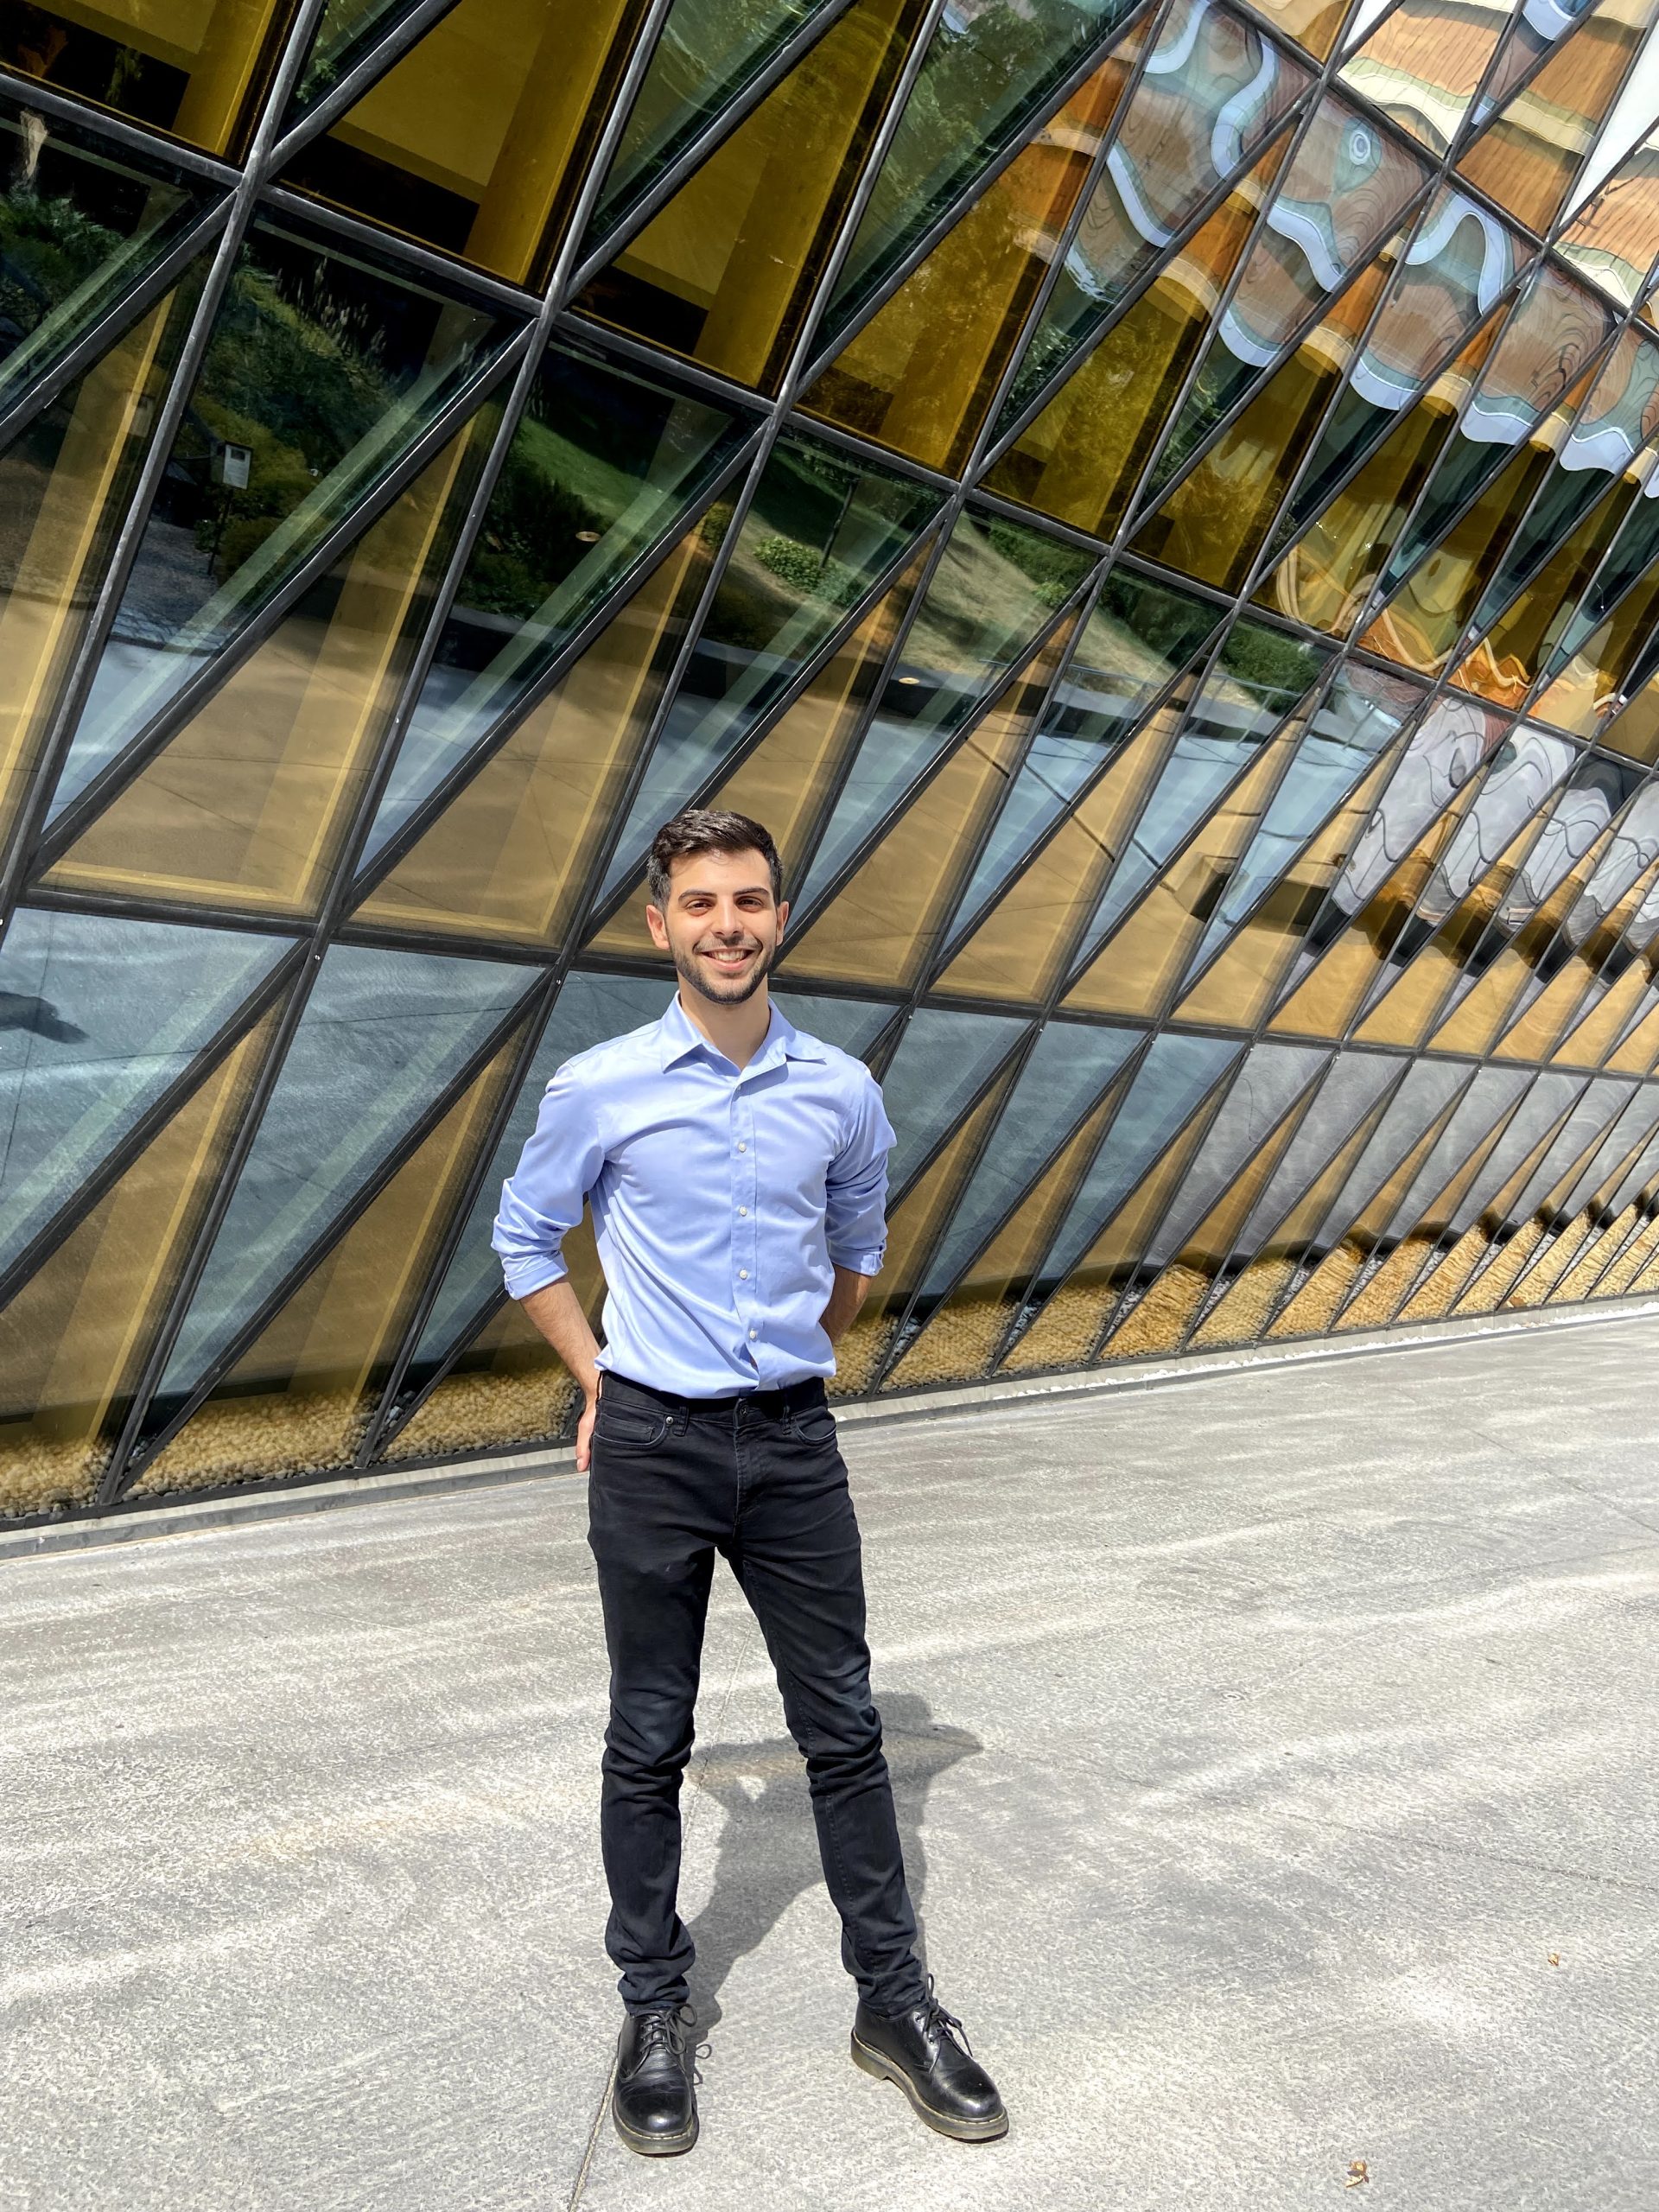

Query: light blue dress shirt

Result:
[492,994,895,1395]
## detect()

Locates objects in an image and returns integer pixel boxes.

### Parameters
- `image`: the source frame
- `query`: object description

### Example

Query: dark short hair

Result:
[646,808,783,907]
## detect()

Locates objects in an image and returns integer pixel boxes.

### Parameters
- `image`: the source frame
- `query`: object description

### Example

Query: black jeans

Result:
[587,1370,926,2018]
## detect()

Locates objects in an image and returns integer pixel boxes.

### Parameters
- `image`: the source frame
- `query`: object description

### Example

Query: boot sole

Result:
[849,2031,1008,2142]
[612,2104,699,2158]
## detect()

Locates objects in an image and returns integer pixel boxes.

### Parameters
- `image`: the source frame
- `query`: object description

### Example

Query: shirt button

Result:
[738,1205,748,1217]
[737,1141,747,1153]
[749,1328,759,1339]
[739,1268,749,1280]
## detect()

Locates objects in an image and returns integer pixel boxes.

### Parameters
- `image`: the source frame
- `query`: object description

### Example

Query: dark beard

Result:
[673,938,774,1005]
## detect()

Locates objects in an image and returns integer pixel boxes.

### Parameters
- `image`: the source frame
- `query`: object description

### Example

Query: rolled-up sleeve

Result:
[492,1063,606,1300]
[824,1070,895,1276]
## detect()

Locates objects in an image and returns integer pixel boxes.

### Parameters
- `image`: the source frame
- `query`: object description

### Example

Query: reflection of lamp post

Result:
[207,439,251,569]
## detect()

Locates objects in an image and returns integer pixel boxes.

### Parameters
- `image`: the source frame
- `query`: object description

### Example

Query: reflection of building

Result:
[7,0,1659,1525]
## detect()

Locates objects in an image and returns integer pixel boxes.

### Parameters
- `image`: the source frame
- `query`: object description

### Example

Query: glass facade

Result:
[5,0,1659,1522]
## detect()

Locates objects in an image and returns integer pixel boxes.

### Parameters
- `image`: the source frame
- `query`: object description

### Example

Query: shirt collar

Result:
[657,993,827,1073]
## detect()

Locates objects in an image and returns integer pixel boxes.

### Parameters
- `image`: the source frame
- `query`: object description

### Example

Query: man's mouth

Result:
[700,944,758,969]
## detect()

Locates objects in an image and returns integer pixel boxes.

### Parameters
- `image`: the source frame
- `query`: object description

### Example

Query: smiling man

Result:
[492,807,1005,2158]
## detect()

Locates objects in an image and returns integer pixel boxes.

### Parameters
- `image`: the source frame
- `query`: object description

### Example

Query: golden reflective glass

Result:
[781,625,1070,988]
[0,284,196,860]
[357,529,715,946]
[933,690,1188,1004]
[1455,0,1656,237]
[981,143,1284,536]
[1000,1083,1220,1372]
[283,0,652,283]
[575,0,925,391]
[1062,735,1293,1020]
[0,1007,270,1519]
[130,1028,518,1497]
[802,50,1134,473]
[0,0,290,153]
[45,413,496,918]
[382,1215,604,1462]
[830,1073,1012,1396]
[1133,256,1392,593]
[878,1077,1126,1390]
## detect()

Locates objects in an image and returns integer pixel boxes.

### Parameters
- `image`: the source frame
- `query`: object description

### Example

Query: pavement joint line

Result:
[565,2050,617,2212]
[9,1295,1659,1562]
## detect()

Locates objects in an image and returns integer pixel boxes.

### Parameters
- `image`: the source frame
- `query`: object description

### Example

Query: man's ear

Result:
[645,900,670,950]
[775,897,790,942]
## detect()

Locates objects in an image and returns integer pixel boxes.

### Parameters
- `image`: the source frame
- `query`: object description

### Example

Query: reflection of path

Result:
[683,1692,982,2031]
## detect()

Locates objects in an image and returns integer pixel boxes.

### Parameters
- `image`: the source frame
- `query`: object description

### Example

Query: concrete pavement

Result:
[5,1314,1659,2209]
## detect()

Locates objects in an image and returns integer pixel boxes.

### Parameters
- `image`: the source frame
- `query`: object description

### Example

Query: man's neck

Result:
[677,983,772,1071]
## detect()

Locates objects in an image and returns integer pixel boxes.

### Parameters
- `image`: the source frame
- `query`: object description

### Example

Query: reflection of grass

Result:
[0,187,124,341]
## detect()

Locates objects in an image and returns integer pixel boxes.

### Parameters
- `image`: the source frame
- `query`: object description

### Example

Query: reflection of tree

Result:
[0,185,121,349]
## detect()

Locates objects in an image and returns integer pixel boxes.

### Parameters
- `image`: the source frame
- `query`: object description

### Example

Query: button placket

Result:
[733,1077,760,1370]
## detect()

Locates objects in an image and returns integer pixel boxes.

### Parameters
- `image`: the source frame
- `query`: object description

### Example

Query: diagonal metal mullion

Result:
[569,0,863,277]
[0,198,233,454]
[266,0,470,161]
[974,99,1313,474]
[564,0,964,942]
[0,0,337,936]
[257,183,541,311]
[0,70,240,179]
[783,575,1099,937]
[329,430,764,906]
[29,331,533,873]
[107,976,546,1498]
[797,0,1166,386]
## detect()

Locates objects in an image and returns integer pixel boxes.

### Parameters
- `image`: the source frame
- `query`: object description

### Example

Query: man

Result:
[492,806,1006,2157]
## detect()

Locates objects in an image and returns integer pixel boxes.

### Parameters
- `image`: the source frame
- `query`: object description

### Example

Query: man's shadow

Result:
[683,1690,982,2032]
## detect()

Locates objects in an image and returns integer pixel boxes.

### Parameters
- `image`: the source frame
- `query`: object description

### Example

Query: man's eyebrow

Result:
[675,881,773,899]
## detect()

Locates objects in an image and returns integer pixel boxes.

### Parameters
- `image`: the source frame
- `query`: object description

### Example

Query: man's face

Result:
[645,846,787,1007]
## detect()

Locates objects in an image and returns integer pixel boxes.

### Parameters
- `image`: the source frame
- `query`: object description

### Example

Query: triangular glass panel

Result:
[574,0,925,391]
[880,1070,1130,1390]
[356,338,750,868]
[1141,95,1433,502]
[129,1027,523,1499]
[0,1007,274,1522]
[795,508,1095,905]
[784,626,1071,988]
[0,92,213,418]
[803,41,1139,474]
[995,5,1312,429]
[356,522,718,946]
[587,0,849,245]
[1338,0,1510,156]
[282,0,654,283]
[0,907,284,1281]
[50,213,515,823]
[914,1019,1142,1301]
[879,1007,1031,1193]
[824,0,1144,342]
[1454,0,1659,237]
[396,971,675,1394]
[151,944,537,1414]
[1556,123,1659,309]
[950,571,1226,934]
[982,141,1289,537]
[596,429,944,901]
[0,276,205,858]
[832,1066,1017,1395]
[1062,616,1332,978]
[44,413,498,919]
[1131,238,1406,593]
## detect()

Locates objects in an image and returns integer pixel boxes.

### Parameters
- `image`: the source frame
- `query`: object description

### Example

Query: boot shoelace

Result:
[919,1975,972,2057]
[631,2007,709,2086]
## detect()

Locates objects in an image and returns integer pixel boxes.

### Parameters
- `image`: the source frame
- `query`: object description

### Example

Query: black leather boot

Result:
[612,2006,698,2156]
[851,1981,1007,2142]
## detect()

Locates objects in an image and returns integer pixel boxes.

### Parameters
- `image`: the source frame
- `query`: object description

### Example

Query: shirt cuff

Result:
[500,1256,569,1299]
[827,1244,886,1276]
